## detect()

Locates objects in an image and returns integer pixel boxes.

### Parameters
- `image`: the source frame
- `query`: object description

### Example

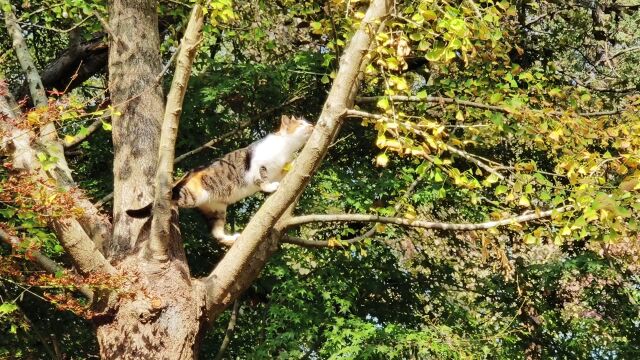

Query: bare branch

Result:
[282,207,569,248]
[355,95,620,117]
[204,0,392,320]
[174,95,303,163]
[609,45,640,61]
[63,118,105,148]
[1,0,47,108]
[51,218,115,275]
[283,171,424,248]
[149,5,204,261]
[285,207,568,229]
[214,300,240,360]
[445,144,514,185]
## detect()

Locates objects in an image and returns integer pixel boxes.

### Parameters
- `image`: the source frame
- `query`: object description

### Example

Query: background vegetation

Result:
[1,0,639,358]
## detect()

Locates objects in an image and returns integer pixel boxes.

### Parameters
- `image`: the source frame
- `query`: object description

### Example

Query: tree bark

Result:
[107,0,164,259]
[94,0,210,357]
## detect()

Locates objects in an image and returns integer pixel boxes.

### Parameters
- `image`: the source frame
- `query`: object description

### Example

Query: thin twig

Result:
[214,300,240,360]
[445,144,514,185]
[63,117,106,148]
[355,95,621,117]
[283,168,425,248]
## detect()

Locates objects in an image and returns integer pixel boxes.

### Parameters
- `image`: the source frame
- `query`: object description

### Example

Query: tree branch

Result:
[1,0,47,108]
[174,95,303,163]
[283,171,425,248]
[445,144,514,185]
[213,300,240,360]
[204,0,392,320]
[0,228,94,299]
[282,207,569,248]
[345,109,514,185]
[1,96,113,278]
[355,95,620,117]
[285,207,568,230]
[149,5,204,261]
[39,38,108,96]
[63,117,105,148]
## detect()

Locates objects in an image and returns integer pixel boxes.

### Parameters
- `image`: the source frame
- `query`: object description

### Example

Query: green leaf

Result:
[0,302,18,316]
[494,185,508,195]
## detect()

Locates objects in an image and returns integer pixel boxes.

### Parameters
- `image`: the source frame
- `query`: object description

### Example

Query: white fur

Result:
[243,119,313,196]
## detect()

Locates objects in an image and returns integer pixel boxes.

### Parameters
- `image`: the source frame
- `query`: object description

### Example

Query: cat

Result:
[126,115,314,246]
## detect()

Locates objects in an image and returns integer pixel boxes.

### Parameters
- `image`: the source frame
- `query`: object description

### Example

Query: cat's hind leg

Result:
[200,206,239,246]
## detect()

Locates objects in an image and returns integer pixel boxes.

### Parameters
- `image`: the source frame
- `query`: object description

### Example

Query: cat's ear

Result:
[279,115,291,132]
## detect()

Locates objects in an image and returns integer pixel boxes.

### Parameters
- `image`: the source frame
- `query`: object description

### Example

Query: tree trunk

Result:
[95,258,208,359]
[107,0,164,259]
[96,0,207,357]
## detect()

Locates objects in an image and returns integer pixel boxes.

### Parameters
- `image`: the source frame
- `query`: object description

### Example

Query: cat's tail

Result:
[125,203,153,218]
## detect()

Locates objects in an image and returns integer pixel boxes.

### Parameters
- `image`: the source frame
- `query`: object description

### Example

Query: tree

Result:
[1,0,639,358]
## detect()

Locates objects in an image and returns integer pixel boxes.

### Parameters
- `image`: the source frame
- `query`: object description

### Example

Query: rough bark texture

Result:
[94,1,209,358]
[107,0,164,259]
[96,260,207,359]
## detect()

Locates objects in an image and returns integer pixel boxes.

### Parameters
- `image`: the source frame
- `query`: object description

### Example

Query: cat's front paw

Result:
[261,181,280,193]
[218,233,240,247]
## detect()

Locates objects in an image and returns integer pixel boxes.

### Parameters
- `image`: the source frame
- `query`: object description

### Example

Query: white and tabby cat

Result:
[126,115,313,245]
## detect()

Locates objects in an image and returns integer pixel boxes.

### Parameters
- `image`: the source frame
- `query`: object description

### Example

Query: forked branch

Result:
[149,5,204,261]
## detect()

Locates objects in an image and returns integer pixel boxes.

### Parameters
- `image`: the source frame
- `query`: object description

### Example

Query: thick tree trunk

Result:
[107,0,164,259]
[96,0,207,357]
[95,259,207,359]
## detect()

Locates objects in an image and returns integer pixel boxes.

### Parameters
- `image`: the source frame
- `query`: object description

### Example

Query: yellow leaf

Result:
[518,195,531,207]
[549,128,563,141]
[385,140,403,151]
[64,135,75,144]
[376,153,389,167]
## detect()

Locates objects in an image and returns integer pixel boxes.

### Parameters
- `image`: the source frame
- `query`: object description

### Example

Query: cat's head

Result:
[277,115,314,142]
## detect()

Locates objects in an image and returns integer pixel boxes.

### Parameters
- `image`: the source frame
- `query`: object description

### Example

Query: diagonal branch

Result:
[213,300,240,360]
[149,5,204,261]
[1,0,47,108]
[63,118,105,148]
[345,109,514,185]
[445,144,514,185]
[1,95,113,277]
[204,0,392,320]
